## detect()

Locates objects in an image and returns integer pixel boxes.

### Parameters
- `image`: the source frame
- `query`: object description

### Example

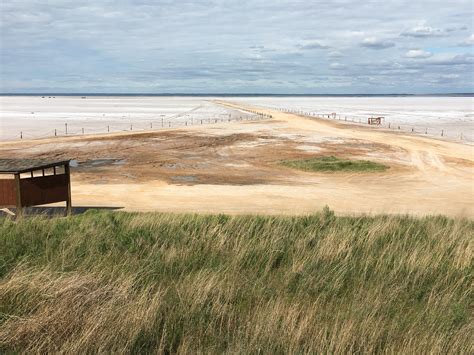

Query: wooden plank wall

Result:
[0,179,17,207]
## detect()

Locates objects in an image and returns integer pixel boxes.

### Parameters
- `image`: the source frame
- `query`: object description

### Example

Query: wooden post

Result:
[65,164,72,216]
[14,173,22,218]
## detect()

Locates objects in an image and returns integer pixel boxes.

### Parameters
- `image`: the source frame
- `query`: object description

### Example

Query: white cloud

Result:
[328,51,344,59]
[298,40,329,50]
[401,25,445,38]
[329,63,346,70]
[459,34,474,46]
[405,49,432,58]
[360,37,395,49]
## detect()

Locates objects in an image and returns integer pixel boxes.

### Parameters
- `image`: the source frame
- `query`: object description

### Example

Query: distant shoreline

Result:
[1,93,473,97]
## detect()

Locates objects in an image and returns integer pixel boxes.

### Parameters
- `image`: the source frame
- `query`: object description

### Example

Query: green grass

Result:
[281,155,388,172]
[0,209,472,353]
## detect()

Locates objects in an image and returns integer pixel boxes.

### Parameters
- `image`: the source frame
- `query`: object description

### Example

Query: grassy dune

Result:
[0,209,472,353]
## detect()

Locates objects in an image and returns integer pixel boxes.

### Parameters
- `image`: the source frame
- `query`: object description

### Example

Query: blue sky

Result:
[1,0,473,93]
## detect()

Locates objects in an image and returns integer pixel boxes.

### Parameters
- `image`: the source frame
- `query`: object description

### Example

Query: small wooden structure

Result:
[0,159,71,216]
[368,116,384,125]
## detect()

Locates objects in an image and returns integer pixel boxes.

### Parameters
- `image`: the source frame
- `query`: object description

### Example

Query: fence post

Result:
[82,128,84,134]
[55,129,57,136]
[441,130,444,137]
[130,124,132,131]
[65,123,68,135]
[108,125,110,132]
[20,131,23,139]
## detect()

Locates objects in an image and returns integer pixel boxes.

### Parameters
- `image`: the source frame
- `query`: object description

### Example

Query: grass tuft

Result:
[281,155,388,172]
[0,210,472,353]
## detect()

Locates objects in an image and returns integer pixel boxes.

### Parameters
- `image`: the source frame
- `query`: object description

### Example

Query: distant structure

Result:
[368,116,384,125]
[0,159,72,216]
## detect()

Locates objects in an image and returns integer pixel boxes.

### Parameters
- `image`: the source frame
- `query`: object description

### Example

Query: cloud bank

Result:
[0,0,473,93]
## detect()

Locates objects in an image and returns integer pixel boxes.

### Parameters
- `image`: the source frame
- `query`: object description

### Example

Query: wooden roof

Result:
[0,159,70,174]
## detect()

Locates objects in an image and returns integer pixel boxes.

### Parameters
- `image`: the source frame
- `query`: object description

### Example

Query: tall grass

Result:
[0,209,472,353]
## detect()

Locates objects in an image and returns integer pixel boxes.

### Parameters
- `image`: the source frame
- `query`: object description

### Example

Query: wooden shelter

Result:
[368,116,384,125]
[0,159,71,216]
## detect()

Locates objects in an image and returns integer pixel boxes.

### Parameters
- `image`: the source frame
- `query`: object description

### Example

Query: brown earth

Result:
[1,101,473,216]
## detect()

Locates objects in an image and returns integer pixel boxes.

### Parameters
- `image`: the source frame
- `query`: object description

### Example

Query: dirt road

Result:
[1,101,472,216]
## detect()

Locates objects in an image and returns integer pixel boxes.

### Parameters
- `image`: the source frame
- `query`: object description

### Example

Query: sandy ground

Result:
[1,101,473,217]
[228,96,474,142]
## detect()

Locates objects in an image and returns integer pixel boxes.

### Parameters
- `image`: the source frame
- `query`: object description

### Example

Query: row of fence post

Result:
[18,110,272,140]
[277,107,467,141]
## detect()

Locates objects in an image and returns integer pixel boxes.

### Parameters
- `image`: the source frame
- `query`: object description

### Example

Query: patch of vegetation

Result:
[281,155,388,172]
[0,209,472,353]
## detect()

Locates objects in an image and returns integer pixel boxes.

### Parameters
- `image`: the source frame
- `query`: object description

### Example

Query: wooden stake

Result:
[65,164,72,216]
[14,173,22,218]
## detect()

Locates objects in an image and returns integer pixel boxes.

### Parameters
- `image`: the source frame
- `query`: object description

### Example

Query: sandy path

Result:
[1,101,473,217]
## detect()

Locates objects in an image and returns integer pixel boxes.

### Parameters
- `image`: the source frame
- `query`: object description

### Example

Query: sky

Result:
[1,0,473,94]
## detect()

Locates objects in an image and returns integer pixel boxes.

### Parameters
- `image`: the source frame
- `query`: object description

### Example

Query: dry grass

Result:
[0,209,472,353]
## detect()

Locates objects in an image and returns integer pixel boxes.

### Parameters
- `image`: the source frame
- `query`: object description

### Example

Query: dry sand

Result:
[1,101,473,217]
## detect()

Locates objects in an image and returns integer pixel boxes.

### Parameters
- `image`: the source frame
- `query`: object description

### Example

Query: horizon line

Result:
[1,92,473,97]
